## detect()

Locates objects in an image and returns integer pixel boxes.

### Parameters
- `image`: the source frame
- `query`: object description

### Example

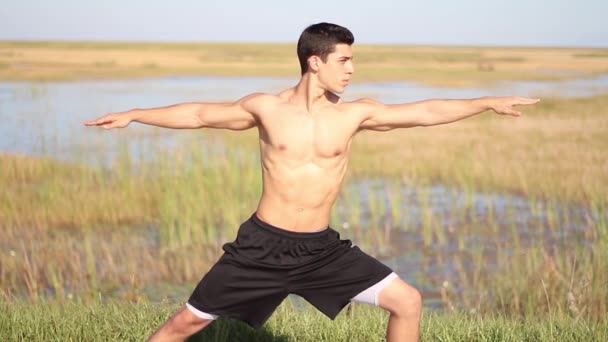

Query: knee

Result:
[396,286,422,318]
[168,307,212,333]
[148,307,213,342]
[381,279,423,318]
[405,286,423,315]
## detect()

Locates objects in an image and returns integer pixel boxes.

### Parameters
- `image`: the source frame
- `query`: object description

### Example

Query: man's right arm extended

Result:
[84,93,262,130]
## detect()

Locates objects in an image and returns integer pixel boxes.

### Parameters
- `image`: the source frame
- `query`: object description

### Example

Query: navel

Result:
[333,150,342,156]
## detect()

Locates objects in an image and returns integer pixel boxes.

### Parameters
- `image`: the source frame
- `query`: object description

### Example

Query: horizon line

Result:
[1,38,607,50]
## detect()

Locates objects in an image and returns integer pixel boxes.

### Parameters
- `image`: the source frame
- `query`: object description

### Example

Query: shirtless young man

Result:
[85,23,539,342]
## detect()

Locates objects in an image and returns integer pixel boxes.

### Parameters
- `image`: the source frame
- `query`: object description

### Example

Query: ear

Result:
[308,56,321,72]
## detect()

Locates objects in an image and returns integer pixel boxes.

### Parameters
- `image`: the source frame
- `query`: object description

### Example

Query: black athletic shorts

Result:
[187,213,393,329]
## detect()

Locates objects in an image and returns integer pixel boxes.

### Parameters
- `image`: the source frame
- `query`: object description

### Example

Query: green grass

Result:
[0,300,605,341]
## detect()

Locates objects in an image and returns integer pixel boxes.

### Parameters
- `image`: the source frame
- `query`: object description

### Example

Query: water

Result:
[347,74,608,102]
[1,74,608,164]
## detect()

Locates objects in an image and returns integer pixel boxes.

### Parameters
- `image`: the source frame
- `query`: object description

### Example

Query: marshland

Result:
[1,42,607,341]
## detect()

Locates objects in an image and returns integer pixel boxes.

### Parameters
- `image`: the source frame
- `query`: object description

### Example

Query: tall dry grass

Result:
[1,41,607,86]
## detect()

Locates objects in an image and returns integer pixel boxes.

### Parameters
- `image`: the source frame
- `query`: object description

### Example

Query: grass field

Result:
[1,41,607,86]
[1,300,606,341]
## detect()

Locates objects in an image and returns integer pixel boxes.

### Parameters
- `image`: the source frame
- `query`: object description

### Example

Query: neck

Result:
[292,73,332,113]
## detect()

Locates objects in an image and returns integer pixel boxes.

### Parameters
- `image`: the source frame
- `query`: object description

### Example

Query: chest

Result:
[261,113,356,159]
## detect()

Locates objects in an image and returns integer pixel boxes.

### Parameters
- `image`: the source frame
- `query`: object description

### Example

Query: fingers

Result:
[499,109,521,116]
[509,110,522,116]
[84,114,114,126]
[83,118,103,126]
[100,119,124,129]
[496,97,539,117]
[515,97,541,105]
[497,107,522,116]
[102,118,129,129]
[84,118,109,126]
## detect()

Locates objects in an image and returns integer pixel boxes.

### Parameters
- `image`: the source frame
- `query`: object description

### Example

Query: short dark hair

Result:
[297,23,354,75]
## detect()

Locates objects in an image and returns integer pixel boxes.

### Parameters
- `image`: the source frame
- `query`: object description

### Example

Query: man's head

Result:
[297,23,355,93]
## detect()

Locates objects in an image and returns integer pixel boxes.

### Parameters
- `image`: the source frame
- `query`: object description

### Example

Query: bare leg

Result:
[147,305,214,342]
[378,278,422,342]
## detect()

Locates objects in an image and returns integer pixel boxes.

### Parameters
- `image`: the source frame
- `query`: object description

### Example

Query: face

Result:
[313,43,354,94]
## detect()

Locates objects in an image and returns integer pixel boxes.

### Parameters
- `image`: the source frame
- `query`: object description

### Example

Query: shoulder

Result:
[239,92,278,104]
[238,92,282,111]
[353,98,383,105]
[339,98,385,116]
[343,98,384,108]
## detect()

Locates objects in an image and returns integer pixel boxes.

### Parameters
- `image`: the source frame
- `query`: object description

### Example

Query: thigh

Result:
[351,272,399,306]
[187,254,288,329]
[290,246,393,319]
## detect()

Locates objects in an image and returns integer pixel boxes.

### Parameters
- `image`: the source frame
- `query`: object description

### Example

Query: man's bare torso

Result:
[252,88,369,232]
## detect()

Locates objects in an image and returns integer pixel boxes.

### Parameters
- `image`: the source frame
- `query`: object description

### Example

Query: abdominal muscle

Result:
[255,157,348,232]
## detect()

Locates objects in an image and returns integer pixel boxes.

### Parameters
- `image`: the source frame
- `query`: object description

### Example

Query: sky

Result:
[1,0,606,47]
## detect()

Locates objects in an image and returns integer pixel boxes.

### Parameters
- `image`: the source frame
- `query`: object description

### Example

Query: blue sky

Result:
[1,0,606,47]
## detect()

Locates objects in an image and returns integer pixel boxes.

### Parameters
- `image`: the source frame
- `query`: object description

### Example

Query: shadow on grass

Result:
[188,318,290,342]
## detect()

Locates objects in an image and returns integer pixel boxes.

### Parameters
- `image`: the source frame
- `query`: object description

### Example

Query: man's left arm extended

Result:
[359,96,540,131]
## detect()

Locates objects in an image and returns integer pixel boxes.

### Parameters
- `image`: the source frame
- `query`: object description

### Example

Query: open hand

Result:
[84,112,131,129]
[490,96,540,116]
